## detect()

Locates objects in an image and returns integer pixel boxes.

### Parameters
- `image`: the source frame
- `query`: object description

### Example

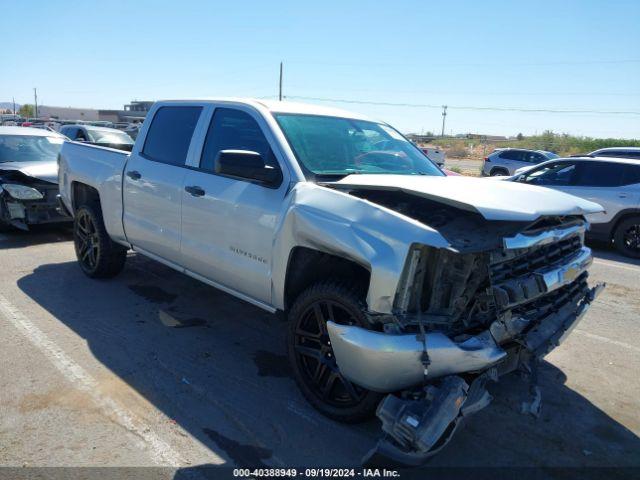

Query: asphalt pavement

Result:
[1,226,639,475]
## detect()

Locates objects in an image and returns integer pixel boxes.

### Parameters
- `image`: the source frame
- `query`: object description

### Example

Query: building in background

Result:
[37,105,100,121]
[98,100,154,123]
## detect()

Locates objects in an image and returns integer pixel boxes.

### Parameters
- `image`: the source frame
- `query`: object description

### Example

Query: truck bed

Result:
[58,141,130,243]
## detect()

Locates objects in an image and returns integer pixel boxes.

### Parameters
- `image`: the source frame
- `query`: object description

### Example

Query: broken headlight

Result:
[1,183,44,200]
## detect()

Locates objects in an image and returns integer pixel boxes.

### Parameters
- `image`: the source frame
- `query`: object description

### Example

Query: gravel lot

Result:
[444,158,483,176]
[1,226,639,475]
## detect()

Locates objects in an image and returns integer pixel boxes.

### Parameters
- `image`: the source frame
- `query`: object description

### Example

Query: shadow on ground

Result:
[589,240,640,267]
[0,224,73,250]
[15,255,640,471]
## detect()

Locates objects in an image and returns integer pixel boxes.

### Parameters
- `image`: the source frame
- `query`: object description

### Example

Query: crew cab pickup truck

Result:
[58,99,604,466]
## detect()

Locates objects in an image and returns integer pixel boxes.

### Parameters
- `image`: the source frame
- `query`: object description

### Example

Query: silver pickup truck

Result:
[58,99,604,466]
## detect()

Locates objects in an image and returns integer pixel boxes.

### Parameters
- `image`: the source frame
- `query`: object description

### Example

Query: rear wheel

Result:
[74,203,127,278]
[613,216,640,258]
[287,281,383,423]
[490,168,508,176]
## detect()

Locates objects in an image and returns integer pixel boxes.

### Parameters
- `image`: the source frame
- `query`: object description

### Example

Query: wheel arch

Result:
[610,208,640,240]
[71,181,101,212]
[283,246,371,312]
[490,167,509,176]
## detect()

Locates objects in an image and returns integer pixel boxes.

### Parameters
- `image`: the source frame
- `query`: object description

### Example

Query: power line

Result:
[286,59,640,68]
[284,95,640,116]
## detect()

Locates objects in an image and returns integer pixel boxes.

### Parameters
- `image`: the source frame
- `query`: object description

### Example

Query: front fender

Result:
[271,183,450,314]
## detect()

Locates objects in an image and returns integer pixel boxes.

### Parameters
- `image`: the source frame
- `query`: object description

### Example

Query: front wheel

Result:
[74,203,127,278]
[613,216,640,258]
[287,281,383,423]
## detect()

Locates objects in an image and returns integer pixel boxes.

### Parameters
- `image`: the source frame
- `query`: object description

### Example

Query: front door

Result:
[180,106,287,304]
[123,105,203,263]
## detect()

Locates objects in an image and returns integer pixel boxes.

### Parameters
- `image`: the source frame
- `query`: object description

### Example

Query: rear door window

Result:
[499,150,523,161]
[572,162,626,187]
[623,164,640,185]
[142,106,202,166]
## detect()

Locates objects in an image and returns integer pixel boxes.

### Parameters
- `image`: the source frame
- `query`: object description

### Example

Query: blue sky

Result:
[3,0,639,138]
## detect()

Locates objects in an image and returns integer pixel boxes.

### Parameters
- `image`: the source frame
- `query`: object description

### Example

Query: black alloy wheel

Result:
[73,203,127,278]
[287,281,383,423]
[614,216,640,259]
[75,208,100,272]
[294,299,367,407]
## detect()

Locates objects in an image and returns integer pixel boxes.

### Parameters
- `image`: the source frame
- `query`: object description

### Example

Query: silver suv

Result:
[482,148,558,176]
[509,156,640,257]
[588,147,640,159]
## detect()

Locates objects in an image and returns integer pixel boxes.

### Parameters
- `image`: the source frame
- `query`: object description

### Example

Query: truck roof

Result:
[156,98,375,122]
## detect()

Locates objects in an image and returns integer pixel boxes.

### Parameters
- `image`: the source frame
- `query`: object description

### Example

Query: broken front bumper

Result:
[0,196,71,229]
[354,283,604,467]
[327,282,603,393]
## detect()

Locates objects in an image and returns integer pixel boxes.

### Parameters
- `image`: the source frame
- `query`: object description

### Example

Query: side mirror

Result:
[214,150,282,186]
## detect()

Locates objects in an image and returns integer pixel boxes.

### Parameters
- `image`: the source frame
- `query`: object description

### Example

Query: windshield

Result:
[87,129,133,144]
[0,135,63,163]
[274,114,443,178]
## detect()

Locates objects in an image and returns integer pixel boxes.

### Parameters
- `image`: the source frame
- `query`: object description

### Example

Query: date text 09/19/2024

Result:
[232,468,400,478]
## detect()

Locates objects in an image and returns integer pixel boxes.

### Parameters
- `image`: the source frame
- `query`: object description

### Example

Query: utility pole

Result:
[33,88,38,118]
[440,105,447,137]
[279,62,283,101]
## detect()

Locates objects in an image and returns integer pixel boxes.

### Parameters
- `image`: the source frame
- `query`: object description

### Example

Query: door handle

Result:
[185,185,205,197]
[126,170,141,180]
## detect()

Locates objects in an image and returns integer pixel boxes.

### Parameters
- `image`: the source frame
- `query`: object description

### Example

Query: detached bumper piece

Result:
[353,283,603,467]
[364,375,493,467]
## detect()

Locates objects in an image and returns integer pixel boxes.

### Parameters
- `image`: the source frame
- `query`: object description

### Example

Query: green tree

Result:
[19,104,34,118]
[516,132,524,141]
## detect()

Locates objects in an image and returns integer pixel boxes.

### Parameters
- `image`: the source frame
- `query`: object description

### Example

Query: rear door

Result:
[123,105,203,264]
[563,161,640,225]
[499,149,527,173]
[179,105,288,305]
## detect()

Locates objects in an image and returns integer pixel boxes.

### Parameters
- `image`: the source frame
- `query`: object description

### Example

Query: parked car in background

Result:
[482,148,558,176]
[59,98,603,465]
[506,157,640,257]
[420,146,445,167]
[0,126,71,231]
[123,122,142,140]
[59,125,135,152]
[588,147,640,159]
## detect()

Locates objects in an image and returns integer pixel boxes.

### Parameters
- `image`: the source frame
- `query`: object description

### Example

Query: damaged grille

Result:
[489,234,582,284]
[512,271,589,323]
[395,219,589,336]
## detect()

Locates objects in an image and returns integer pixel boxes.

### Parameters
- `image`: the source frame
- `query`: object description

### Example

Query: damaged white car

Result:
[0,126,71,231]
[57,99,604,466]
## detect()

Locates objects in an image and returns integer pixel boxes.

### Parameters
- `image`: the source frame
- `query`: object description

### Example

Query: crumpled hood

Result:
[0,161,58,184]
[328,174,604,222]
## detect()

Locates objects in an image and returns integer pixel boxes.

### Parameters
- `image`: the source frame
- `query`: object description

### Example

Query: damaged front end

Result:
[325,204,604,465]
[0,170,71,230]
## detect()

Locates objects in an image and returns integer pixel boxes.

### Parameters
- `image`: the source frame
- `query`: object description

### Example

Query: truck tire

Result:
[287,280,383,423]
[73,203,127,278]
[613,215,640,258]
